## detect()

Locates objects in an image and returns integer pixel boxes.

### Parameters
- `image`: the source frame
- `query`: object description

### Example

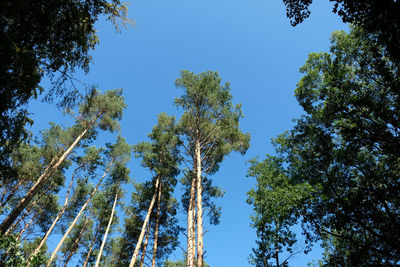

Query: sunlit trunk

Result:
[95,189,119,267]
[195,140,204,267]
[128,175,160,267]
[46,158,113,267]
[187,161,197,267]
[0,113,101,235]
[29,164,84,262]
[151,180,162,267]
[62,217,90,267]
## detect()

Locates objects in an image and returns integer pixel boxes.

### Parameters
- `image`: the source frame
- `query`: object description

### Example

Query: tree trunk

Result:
[62,216,90,267]
[128,175,160,267]
[82,222,102,267]
[95,189,119,267]
[187,162,197,267]
[46,158,113,267]
[0,113,101,235]
[29,163,84,261]
[195,140,204,267]
[151,180,162,267]
[5,195,39,236]
[140,221,151,267]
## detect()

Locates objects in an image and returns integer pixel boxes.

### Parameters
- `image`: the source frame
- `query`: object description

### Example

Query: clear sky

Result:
[29,0,348,266]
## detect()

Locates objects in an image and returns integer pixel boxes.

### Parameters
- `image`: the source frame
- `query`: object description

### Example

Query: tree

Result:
[0,88,126,235]
[46,135,131,267]
[282,0,400,63]
[269,27,400,264]
[0,0,131,184]
[128,113,180,267]
[174,70,250,267]
[246,156,313,267]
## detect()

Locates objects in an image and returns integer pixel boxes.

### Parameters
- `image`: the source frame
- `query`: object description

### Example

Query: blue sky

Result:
[29,0,347,266]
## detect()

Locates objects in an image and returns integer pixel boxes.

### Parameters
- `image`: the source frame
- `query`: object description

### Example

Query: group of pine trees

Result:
[0,70,249,267]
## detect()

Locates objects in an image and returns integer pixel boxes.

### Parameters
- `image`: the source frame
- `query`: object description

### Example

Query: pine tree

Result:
[174,70,250,267]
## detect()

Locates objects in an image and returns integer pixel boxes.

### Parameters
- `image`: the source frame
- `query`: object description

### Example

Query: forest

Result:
[0,0,400,266]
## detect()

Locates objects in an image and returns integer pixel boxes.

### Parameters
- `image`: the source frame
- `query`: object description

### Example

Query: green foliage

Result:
[269,27,400,264]
[0,0,131,182]
[247,156,314,266]
[175,70,250,223]
[282,0,400,62]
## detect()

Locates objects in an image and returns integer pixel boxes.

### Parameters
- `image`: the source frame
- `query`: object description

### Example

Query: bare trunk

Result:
[187,162,197,267]
[62,217,90,267]
[16,212,39,240]
[46,158,113,267]
[95,189,119,267]
[195,140,204,267]
[151,180,162,267]
[0,113,101,235]
[29,163,84,261]
[128,176,160,267]
[82,222,102,267]
[140,221,151,267]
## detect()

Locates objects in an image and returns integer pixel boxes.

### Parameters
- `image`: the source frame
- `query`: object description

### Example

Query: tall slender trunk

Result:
[151,180,162,267]
[95,189,119,267]
[62,216,91,267]
[29,163,85,261]
[0,113,101,235]
[187,162,197,267]
[46,158,113,267]
[82,222,102,267]
[140,221,151,267]
[128,175,160,267]
[16,212,39,240]
[195,140,204,267]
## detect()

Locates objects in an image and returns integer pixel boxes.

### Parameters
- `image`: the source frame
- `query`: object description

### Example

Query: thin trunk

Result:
[0,113,101,235]
[187,162,197,267]
[95,189,119,267]
[140,221,151,267]
[29,163,84,261]
[128,176,161,267]
[82,222,102,267]
[195,140,204,267]
[16,212,39,240]
[151,180,162,267]
[46,158,113,267]
[63,216,90,267]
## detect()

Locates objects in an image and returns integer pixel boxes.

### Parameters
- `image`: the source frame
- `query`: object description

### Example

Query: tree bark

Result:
[195,140,204,267]
[29,163,85,262]
[46,158,113,267]
[82,222,102,267]
[187,162,197,267]
[140,221,151,267]
[129,175,160,267]
[0,113,101,235]
[95,189,119,267]
[151,180,162,267]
